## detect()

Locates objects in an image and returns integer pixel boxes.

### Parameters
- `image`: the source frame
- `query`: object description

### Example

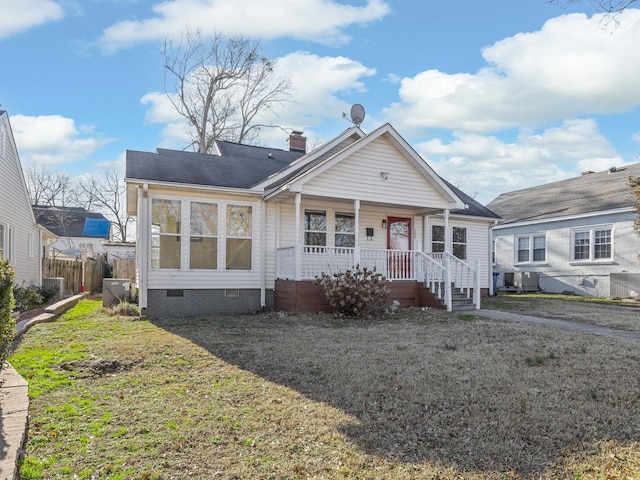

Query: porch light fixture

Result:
[379,171,388,180]
[382,219,387,229]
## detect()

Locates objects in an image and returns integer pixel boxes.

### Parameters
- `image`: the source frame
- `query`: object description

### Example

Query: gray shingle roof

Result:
[126,141,305,189]
[486,164,640,224]
[33,206,110,238]
[445,181,501,219]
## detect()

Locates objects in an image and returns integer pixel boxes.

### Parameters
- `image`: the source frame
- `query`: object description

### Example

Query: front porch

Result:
[275,247,481,312]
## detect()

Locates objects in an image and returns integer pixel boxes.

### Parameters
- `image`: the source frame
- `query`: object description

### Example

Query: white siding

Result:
[300,137,452,209]
[142,187,263,290]
[0,112,41,285]
[493,211,640,296]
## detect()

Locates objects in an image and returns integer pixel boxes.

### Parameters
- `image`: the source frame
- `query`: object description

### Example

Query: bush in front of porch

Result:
[316,265,390,318]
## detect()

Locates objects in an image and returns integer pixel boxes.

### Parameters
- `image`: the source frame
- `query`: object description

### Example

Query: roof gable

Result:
[487,164,640,224]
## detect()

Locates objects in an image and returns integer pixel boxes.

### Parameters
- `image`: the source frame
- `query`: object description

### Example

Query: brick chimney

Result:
[288,131,306,153]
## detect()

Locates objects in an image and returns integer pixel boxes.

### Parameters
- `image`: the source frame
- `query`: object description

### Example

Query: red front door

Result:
[387,217,411,278]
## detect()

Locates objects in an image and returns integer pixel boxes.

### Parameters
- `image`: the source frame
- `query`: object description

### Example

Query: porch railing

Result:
[275,247,481,310]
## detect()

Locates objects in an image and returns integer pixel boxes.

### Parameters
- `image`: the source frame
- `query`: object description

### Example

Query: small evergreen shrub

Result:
[316,265,390,318]
[0,259,16,366]
[12,282,59,312]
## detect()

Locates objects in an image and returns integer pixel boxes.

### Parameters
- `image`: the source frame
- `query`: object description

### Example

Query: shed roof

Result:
[486,164,640,224]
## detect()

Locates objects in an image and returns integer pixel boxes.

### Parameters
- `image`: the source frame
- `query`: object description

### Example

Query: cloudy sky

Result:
[1,0,639,204]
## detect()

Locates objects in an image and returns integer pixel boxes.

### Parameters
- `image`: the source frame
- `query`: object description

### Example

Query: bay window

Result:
[151,199,181,268]
[190,202,218,269]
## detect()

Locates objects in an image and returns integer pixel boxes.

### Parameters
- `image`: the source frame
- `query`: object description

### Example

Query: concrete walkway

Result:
[0,293,86,480]
[474,309,640,340]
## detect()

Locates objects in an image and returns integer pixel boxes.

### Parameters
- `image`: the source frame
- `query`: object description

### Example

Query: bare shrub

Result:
[316,265,390,318]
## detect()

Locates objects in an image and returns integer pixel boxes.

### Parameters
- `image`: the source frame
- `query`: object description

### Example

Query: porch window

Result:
[431,225,445,253]
[335,213,355,248]
[151,199,181,269]
[453,227,466,259]
[190,202,218,269]
[516,234,546,263]
[572,226,612,261]
[226,205,252,270]
[304,210,326,246]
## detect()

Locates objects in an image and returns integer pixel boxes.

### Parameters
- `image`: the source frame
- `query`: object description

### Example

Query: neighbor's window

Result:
[335,212,355,248]
[572,226,612,261]
[516,234,546,263]
[226,205,252,270]
[190,202,218,269]
[452,226,467,259]
[304,210,326,246]
[431,225,445,254]
[151,199,181,269]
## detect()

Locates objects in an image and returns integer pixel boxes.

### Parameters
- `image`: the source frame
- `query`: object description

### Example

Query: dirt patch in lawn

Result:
[155,308,640,478]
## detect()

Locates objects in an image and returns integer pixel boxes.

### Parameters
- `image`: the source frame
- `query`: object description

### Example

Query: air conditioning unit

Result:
[503,272,539,292]
[43,277,64,301]
[102,278,131,307]
[610,273,640,298]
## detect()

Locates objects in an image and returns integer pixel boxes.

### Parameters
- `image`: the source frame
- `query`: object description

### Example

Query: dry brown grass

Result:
[10,299,640,479]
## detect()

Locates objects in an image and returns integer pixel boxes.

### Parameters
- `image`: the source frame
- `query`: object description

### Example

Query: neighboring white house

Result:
[33,205,111,259]
[126,123,500,317]
[487,164,640,297]
[0,110,54,285]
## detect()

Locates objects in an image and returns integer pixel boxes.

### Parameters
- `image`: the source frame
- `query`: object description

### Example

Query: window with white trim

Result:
[452,226,467,260]
[304,210,326,246]
[0,224,14,263]
[431,225,445,254]
[226,204,252,270]
[151,199,181,269]
[516,234,546,263]
[571,226,612,261]
[335,212,355,247]
[190,202,218,269]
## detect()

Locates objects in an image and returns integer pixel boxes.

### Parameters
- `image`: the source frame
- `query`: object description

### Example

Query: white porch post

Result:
[443,208,452,311]
[354,199,360,266]
[474,258,481,309]
[294,193,302,280]
[139,183,149,310]
[260,201,266,308]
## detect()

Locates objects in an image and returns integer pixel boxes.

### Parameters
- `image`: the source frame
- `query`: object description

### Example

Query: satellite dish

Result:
[350,104,365,127]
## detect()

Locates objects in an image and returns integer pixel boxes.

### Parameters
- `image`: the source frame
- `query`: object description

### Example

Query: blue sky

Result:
[2,0,640,204]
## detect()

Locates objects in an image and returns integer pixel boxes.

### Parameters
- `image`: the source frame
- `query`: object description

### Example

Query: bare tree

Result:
[26,164,79,206]
[163,30,291,152]
[76,166,134,242]
[550,0,637,13]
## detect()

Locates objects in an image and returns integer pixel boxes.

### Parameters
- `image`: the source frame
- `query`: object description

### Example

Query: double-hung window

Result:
[335,213,355,248]
[190,202,218,269]
[452,227,467,260]
[226,205,252,270]
[304,210,326,247]
[431,225,445,254]
[516,234,546,263]
[151,199,181,269]
[572,226,612,261]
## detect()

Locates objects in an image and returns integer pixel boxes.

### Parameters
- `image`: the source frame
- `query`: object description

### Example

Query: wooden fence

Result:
[42,257,107,295]
[111,258,136,284]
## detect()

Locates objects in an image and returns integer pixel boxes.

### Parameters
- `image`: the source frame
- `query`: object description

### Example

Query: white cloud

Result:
[385,9,640,134]
[417,119,626,204]
[0,0,64,39]
[99,0,390,52]
[11,114,113,166]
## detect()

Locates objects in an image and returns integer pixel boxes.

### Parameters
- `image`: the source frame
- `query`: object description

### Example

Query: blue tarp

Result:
[83,217,111,237]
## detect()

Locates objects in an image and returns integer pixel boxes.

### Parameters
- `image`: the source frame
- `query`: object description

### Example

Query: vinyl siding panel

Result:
[492,211,640,296]
[0,112,41,285]
[143,187,263,290]
[301,137,451,208]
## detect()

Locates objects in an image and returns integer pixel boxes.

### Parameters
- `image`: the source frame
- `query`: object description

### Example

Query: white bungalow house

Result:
[0,110,55,285]
[487,164,640,297]
[125,123,500,317]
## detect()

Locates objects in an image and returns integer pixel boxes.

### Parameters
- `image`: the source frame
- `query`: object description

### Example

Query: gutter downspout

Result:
[260,201,267,308]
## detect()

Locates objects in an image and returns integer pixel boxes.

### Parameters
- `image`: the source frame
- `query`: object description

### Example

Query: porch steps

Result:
[451,289,476,311]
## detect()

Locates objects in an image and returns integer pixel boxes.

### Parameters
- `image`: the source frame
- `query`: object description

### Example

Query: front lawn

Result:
[8,299,640,479]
